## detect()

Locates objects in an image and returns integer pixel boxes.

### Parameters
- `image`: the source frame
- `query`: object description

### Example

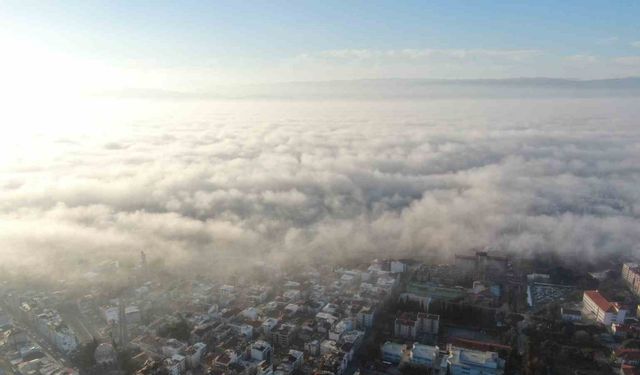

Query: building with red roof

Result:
[621,364,640,375]
[583,290,627,326]
[615,348,640,366]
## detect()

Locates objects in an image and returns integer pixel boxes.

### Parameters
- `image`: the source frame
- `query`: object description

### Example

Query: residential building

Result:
[381,342,405,364]
[165,354,186,375]
[560,307,582,322]
[623,263,640,296]
[455,250,508,281]
[251,340,272,363]
[390,261,407,273]
[615,349,640,367]
[185,342,207,368]
[583,290,627,326]
[356,305,375,329]
[445,346,505,375]
[409,343,439,368]
[262,317,279,334]
[257,360,274,375]
[394,312,439,339]
[272,323,296,348]
[304,340,320,356]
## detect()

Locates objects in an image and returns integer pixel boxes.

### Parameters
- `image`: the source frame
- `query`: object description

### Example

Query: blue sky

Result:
[1,1,639,91]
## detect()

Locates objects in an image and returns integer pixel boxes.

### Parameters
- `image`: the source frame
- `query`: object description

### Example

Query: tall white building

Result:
[583,290,627,326]
[390,261,407,273]
[357,305,375,329]
[622,263,640,296]
[185,342,207,368]
[251,340,272,363]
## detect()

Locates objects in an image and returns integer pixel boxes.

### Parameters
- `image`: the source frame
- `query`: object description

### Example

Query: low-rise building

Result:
[409,343,439,368]
[560,307,582,322]
[257,360,273,375]
[381,342,405,364]
[615,348,640,367]
[162,338,187,357]
[445,346,505,375]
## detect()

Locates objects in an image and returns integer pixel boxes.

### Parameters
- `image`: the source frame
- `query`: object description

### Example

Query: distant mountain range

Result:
[98,77,640,99]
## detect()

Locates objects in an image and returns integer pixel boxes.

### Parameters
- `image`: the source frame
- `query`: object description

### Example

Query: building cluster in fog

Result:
[2,245,640,374]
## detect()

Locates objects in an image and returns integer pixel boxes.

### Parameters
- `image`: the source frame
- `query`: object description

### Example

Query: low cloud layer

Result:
[1,97,640,280]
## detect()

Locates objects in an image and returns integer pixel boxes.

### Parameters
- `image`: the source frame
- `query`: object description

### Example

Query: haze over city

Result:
[1,2,640,375]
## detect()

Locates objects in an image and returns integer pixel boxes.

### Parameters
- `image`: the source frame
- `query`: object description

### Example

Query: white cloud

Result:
[596,36,619,45]
[630,41,640,48]
[302,48,541,63]
[614,56,640,66]
[565,54,598,64]
[284,48,546,81]
[1,97,640,280]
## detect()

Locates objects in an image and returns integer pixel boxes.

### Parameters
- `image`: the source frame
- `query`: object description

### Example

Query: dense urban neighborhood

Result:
[1,250,640,375]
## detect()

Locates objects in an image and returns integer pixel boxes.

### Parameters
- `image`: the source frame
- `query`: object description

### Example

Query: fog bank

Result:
[1,97,640,280]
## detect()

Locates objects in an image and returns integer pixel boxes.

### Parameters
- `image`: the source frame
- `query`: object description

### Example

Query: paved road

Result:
[23,325,73,368]
[0,302,73,369]
[57,304,96,344]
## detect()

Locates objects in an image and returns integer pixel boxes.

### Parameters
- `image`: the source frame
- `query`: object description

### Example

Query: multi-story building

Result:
[623,263,640,296]
[356,305,375,329]
[251,340,272,363]
[52,325,78,353]
[394,313,417,338]
[445,346,505,375]
[304,340,320,356]
[275,350,304,375]
[329,319,354,341]
[271,323,296,348]
[262,317,279,334]
[256,360,274,375]
[7,329,28,349]
[455,250,508,281]
[417,313,440,335]
[583,290,627,326]
[409,343,439,368]
[394,312,440,339]
[164,354,186,375]
[35,310,78,353]
[287,349,304,370]
[185,342,207,368]
[560,308,582,322]
[381,342,405,364]
[162,339,187,357]
[390,261,408,274]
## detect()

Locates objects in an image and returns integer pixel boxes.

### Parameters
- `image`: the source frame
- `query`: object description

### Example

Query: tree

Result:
[621,339,640,349]
[72,338,99,369]
[158,316,191,341]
